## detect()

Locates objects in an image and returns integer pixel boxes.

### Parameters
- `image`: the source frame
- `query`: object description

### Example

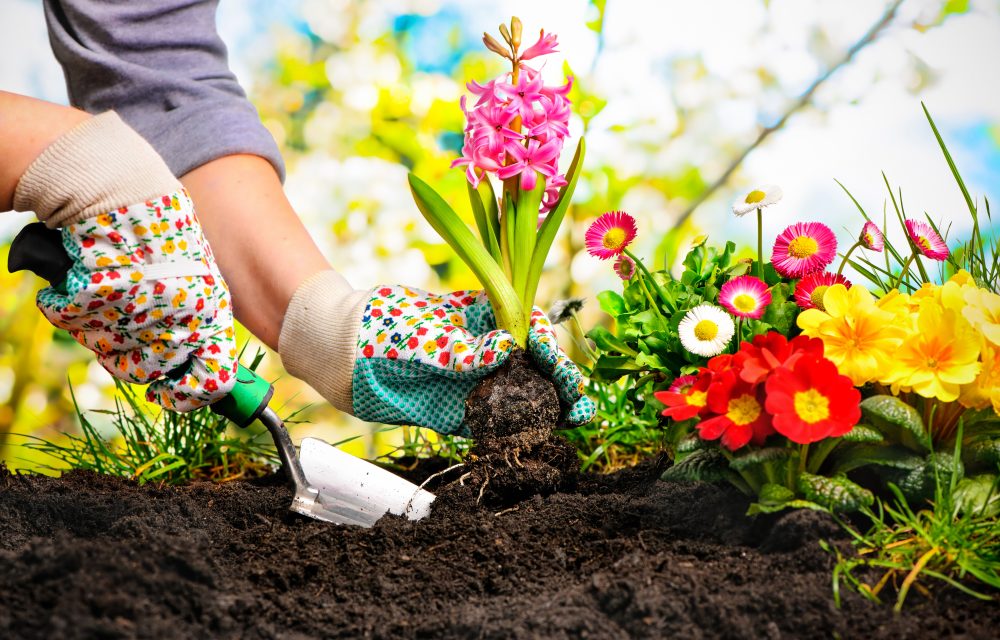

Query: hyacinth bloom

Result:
[859,221,884,252]
[678,304,736,357]
[771,222,837,279]
[585,211,638,259]
[451,47,572,213]
[719,275,771,319]
[793,271,851,310]
[734,332,824,385]
[732,185,783,217]
[654,373,710,421]
[904,219,949,261]
[614,254,636,280]
[764,355,861,444]
[699,370,773,451]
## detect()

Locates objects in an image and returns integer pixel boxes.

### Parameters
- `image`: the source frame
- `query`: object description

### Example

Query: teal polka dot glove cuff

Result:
[351,286,596,435]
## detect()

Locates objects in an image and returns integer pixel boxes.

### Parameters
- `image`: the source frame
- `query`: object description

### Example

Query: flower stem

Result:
[624,248,675,312]
[756,207,764,280]
[635,269,662,317]
[798,442,810,478]
[894,252,916,289]
[836,241,863,276]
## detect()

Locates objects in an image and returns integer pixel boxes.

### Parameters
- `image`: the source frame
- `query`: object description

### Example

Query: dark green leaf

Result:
[860,395,930,452]
[797,473,874,512]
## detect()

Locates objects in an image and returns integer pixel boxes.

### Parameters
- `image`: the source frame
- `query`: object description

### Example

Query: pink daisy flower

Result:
[904,219,949,261]
[614,254,636,280]
[859,221,884,252]
[718,275,772,319]
[585,211,638,260]
[771,222,837,279]
[794,272,852,311]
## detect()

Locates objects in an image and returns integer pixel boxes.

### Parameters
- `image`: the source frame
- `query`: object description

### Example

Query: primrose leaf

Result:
[841,424,884,443]
[797,473,874,513]
[953,474,1000,518]
[661,448,730,483]
[891,451,964,504]
[828,443,924,474]
[964,437,1000,470]
[745,483,826,515]
[860,395,930,452]
[729,447,793,471]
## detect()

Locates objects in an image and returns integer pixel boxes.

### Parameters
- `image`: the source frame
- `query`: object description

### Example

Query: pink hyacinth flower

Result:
[719,275,772,319]
[497,72,546,122]
[585,211,638,260]
[793,272,851,311]
[520,30,559,60]
[496,138,560,191]
[771,221,837,279]
[470,101,523,155]
[859,221,884,252]
[904,219,949,261]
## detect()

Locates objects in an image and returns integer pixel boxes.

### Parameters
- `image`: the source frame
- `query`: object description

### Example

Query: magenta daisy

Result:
[904,219,949,261]
[585,211,638,260]
[614,254,636,280]
[794,272,852,310]
[718,275,772,319]
[771,222,837,279]
[859,221,884,252]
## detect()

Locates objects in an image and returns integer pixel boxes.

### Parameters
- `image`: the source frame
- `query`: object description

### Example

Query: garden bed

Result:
[0,461,997,639]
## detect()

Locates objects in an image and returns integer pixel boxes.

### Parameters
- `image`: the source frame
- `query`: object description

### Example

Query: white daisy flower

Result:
[678,304,736,357]
[732,185,783,217]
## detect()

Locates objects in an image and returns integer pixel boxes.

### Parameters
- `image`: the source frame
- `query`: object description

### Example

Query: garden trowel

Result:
[8,222,435,527]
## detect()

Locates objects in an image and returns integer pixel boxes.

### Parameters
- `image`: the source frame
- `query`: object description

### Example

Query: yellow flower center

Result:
[788,235,819,259]
[745,189,766,204]
[694,319,719,341]
[602,228,627,250]
[916,235,932,251]
[688,390,707,408]
[810,285,829,310]
[733,294,757,313]
[793,389,830,423]
[727,394,762,426]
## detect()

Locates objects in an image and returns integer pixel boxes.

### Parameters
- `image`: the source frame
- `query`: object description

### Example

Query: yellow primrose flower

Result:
[961,342,1000,415]
[886,301,981,403]
[962,287,1000,346]
[797,284,906,386]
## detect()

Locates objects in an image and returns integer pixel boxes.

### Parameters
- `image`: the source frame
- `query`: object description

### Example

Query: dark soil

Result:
[1,460,998,639]
[464,350,578,505]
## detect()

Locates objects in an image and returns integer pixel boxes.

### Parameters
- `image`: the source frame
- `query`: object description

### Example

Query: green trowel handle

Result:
[210,364,274,428]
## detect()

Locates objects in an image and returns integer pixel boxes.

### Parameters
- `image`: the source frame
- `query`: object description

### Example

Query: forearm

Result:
[178,155,336,350]
[0,91,89,211]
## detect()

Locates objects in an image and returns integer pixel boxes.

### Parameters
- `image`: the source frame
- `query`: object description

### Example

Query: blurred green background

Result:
[1,0,998,470]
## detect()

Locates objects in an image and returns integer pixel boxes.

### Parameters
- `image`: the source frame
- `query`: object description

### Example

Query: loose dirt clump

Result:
[462,349,578,506]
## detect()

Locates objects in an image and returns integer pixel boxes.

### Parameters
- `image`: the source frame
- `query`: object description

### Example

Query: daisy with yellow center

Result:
[585,211,637,260]
[731,185,783,217]
[678,304,735,357]
[718,275,771,319]
[771,222,837,279]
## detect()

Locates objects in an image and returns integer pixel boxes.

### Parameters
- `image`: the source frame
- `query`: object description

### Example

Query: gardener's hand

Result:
[278,276,595,434]
[13,112,237,412]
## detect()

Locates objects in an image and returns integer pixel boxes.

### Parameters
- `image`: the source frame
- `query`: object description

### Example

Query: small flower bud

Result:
[498,22,512,46]
[510,17,523,49]
[482,33,512,60]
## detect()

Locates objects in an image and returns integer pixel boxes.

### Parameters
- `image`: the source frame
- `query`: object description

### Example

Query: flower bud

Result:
[498,22,512,46]
[510,17,523,49]
[482,33,513,60]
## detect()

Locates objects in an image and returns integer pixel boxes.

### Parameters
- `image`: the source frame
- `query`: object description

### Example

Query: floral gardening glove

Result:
[35,190,238,411]
[351,285,596,435]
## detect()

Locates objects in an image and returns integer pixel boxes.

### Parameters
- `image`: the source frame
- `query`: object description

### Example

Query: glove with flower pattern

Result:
[349,285,595,435]
[13,112,237,412]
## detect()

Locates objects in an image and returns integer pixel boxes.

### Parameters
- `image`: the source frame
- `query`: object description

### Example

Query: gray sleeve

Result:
[43,0,285,181]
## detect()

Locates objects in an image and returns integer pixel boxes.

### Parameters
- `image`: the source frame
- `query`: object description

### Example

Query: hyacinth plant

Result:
[583,105,1000,515]
[407,18,584,348]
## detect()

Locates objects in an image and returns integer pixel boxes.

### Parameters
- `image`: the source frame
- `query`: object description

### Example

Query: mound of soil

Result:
[1,461,998,639]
